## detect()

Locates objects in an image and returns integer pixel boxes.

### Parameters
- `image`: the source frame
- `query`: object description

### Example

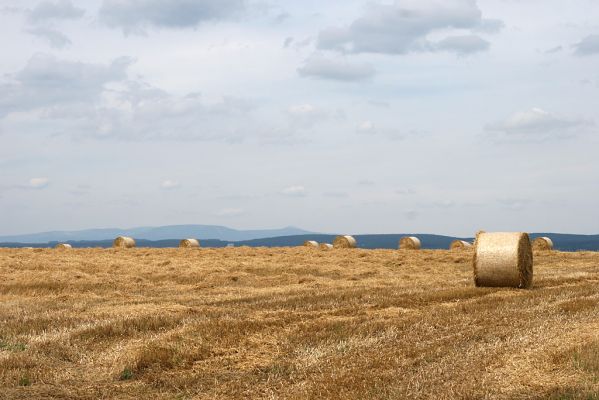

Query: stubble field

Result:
[1,247,599,399]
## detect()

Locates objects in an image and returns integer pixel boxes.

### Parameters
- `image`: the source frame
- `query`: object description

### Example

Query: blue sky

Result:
[0,0,598,236]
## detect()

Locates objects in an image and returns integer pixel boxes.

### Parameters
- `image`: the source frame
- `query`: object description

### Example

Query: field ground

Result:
[1,248,599,399]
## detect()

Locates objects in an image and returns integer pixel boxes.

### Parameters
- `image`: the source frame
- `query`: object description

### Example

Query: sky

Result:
[0,0,598,237]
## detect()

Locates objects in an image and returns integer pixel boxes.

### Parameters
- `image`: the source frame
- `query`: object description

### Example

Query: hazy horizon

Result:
[1,0,598,237]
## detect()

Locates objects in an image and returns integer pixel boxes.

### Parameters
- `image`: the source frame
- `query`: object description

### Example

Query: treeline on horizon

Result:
[2,233,599,251]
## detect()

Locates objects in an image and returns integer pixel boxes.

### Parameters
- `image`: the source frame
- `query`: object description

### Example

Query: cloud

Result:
[355,120,404,140]
[434,34,489,55]
[297,55,375,81]
[286,103,330,128]
[27,0,84,22]
[317,0,499,56]
[357,179,375,186]
[281,185,306,197]
[22,1,84,48]
[160,180,180,189]
[27,177,49,189]
[323,191,349,198]
[0,56,272,143]
[544,45,562,54]
[215,208,244,217]
[25,26,72,48]
[99,0,245,34]
[486,107,592,138]
[0,54,131,117]
[573,34,599,56]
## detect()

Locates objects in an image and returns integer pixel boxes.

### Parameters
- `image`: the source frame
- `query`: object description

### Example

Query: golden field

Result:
[1,247,599,399]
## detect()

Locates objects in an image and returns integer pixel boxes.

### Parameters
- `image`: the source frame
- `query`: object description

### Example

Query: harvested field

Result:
[1,248,599,399]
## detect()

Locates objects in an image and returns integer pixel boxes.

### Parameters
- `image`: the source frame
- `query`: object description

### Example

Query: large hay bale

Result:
[450,240,472,250]
[179,238,200,248]
[333,235,357,249]
[533,237,553,251]
[113,236,136,248]
[55,243,72,250]
[473,232,533,288]
[303,240,319,248]
[399,236,421,250]
[319,243,333,250]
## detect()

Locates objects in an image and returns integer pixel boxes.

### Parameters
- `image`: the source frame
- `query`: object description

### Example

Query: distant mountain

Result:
[3,233,598,251]
[0,225,314,244]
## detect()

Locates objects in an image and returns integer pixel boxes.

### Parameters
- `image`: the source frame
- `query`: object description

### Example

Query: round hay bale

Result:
[532,237,553,251]
[319,243,333,250]
[113,236,136,249]
[333,235,357,249]
[179,238,200,248]
[450,240,472,250]
[399,236,421,250]
[473,232,533,288]
[55,243,72,250]
[303,240,319,248]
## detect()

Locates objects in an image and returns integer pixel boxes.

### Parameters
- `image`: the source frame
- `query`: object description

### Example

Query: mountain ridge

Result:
[0,225,314,243]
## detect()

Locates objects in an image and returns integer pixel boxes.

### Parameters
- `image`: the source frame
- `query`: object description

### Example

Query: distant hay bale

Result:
[450,240,472,250]
[113,236,136,248]
[399,236,421,250]
[473,232,533,289]
[533,237,553,251]
[319,243,333,250]
[303,240,319,248]
[333,235,357,249]
[55,243,72,250]
[179,239,200,248]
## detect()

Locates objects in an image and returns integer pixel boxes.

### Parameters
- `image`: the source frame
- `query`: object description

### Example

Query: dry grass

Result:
[1,247,599,399]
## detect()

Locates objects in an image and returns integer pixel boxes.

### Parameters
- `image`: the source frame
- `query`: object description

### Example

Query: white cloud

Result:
[27,0,85,22]
[25,26,71,48]
[23,1,85,49]
[281,185,306,197]
[434,34,489,55]
[28,178,49,189]
[0,54,132,117]
[357,120,374,133]
[317,0,500,56]
[486,108,592,138]
[297,55,375,81]
[99,0,245,34]
[160,180,180,189]
[215,207,244,217]
[573,34,599,56]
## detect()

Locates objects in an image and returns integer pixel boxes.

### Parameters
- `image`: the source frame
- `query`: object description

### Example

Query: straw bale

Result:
[450,240,472,250]
[399,236,421,250]
[113,236,136,248]
[533,237,553,251]
[179,239,200,248]
[473,232,533,288]
[333,235,357,249]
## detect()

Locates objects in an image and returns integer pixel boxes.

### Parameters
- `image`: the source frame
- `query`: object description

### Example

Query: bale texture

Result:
[333,235,357,249]
[179,239,200,248]
[55,243,72,250]
[113,236,136,249]
[473,232,533,289]
[399,236,421,250]
[319,243,333,250]
[303,240,319,248]
[533,237,553,251]
[450,240,472,250]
